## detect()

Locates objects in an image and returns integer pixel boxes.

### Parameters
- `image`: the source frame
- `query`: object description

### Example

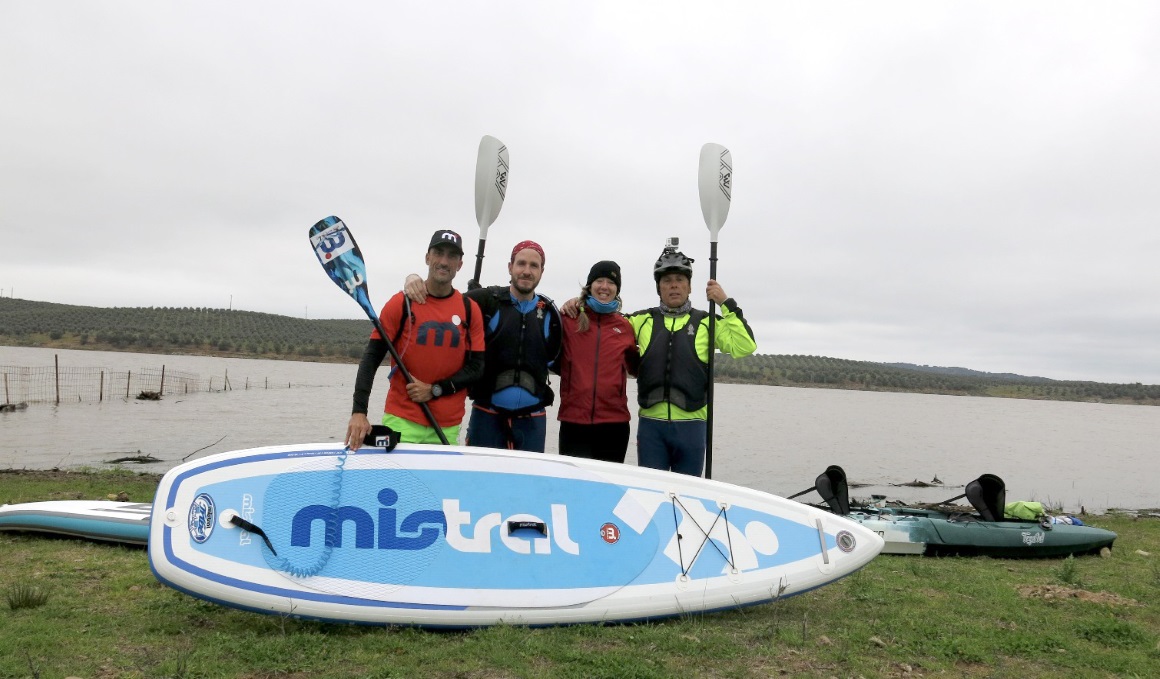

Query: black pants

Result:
[558,421,631,463]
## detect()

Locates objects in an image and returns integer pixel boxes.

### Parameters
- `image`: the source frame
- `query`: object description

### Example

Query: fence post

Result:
[54,354,60,405]
[100,370,104,402]
[3,373,8,405]
[160,365,166,396]
[126,371,131,399]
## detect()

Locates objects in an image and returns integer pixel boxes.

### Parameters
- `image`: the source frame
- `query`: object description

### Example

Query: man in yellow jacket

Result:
[626,244,757,476]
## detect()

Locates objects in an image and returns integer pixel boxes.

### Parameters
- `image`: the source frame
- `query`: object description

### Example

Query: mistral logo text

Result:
[290,487,579,556]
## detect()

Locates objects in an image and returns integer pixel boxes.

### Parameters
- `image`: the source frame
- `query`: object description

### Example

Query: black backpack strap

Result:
[391,296,414,347]
[463,293,473,350]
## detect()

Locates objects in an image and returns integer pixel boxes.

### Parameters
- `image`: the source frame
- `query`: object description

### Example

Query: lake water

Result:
[2,346,1157,512]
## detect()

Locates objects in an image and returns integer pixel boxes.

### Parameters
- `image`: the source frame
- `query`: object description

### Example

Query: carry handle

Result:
[507,520,547,536]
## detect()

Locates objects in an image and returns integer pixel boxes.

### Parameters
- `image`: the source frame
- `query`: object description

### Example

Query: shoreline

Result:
[4,468,1158,515]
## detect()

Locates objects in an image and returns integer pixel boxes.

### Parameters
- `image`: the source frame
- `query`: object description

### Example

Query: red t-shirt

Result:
[372,291,484,428]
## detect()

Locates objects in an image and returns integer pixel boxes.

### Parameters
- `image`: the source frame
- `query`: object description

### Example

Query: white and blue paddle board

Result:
[0,500,151,545]
[148,443,884,627]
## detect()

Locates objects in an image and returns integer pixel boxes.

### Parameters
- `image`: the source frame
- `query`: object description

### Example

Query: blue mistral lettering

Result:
[290,488,447,551]
[287,487,581,556]
[417,321,461,347]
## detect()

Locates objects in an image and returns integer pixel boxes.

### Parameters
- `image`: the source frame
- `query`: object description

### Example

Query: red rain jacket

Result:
[556,311,640,425]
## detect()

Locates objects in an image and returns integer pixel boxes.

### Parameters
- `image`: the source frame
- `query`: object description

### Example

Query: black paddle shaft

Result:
[471,238,487,288]
[705,241,719,479]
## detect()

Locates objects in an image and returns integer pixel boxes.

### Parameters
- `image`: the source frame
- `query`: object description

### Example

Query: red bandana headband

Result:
[510,240,545,265]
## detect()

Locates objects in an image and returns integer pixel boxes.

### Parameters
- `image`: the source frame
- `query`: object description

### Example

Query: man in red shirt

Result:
[345,230,486,448]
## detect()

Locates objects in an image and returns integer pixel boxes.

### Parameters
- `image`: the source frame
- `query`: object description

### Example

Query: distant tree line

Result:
[3,297,1157,405]
[0,298,369,361]
[713,353,1160,405]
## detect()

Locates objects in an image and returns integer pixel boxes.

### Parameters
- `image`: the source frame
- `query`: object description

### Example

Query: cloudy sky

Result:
[3,2,1158,384]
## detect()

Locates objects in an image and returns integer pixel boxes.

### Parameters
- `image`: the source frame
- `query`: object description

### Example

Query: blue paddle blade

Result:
[306,215,450,445]
[308,216,375,318]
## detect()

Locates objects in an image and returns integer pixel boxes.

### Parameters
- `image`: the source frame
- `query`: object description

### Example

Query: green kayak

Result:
[792,466,1117,558]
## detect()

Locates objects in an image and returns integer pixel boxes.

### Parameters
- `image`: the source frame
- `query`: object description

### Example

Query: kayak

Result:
[791,466,1117,558]
[845,505,1116,557]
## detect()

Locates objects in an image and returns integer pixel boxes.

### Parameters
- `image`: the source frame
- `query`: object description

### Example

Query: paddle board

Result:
[148,442,884,627]
[0,500,151,545]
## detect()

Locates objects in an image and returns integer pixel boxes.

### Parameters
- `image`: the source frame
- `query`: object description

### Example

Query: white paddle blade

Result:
[698,143,732,241]
[475,135,509,239]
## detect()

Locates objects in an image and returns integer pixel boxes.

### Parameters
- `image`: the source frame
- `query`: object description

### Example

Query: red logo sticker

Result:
[600,523,620,544]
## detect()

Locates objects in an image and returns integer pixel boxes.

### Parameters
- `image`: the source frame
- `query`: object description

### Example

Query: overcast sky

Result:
[3,2,1158,384]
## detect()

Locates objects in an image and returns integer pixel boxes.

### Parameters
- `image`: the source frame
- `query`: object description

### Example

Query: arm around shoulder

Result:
[465,285,501,316]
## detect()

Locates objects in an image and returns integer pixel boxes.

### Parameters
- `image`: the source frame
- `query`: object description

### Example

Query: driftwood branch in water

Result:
[184,435,227,462]
[893,476,946,488]
[107,453,163,464]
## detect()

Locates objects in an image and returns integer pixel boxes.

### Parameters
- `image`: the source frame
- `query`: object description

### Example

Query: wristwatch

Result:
[430,383,443,399]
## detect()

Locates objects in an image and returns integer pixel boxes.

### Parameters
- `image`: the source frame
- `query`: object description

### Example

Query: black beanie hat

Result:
[586,260,622,291]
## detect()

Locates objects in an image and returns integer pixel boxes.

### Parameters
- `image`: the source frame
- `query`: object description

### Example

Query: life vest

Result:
[470,290,556,411]
[636,309,709,411]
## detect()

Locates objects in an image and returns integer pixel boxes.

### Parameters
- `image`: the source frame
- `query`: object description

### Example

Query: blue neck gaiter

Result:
[586,295,620,314]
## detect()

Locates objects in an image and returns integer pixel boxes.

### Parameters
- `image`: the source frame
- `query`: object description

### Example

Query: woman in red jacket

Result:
[555,261,640,463]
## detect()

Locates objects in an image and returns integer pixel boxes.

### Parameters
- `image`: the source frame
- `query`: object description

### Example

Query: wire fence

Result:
[1,362,304,405]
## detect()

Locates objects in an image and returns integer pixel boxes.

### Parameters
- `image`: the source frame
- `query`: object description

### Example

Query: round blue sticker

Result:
[188,493,216,544]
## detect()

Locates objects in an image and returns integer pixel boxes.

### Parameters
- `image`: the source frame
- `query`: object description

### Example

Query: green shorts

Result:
[382,414,459,445]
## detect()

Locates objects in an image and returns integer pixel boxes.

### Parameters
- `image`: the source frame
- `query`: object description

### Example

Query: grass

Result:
[2,469,1159,678]
[5,583,49,611]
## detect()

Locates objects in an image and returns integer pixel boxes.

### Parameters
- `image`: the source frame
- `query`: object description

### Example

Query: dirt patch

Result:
[1017,584,1139,606]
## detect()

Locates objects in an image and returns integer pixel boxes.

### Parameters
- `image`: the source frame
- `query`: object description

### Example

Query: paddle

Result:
[697,143,732,479]
[471,135,509,287]
[785,486,817,501]
[308,216,449,445]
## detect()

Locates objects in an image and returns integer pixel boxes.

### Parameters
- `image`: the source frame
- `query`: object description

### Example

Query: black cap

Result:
[586,260,622,291]
[428,229,464,255]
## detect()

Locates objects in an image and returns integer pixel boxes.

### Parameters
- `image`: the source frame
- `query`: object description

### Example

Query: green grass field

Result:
[2,469,1157,678]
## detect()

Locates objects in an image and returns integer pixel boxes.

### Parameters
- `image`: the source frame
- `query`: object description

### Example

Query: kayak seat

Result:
[965,473,1006,522]
[814,465,851,515]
